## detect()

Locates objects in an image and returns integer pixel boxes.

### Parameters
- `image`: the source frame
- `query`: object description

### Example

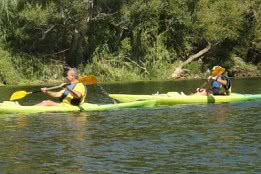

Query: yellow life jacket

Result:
[60,83,87,105]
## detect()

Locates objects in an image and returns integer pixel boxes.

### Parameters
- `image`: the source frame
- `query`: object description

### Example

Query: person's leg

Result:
[194,88,209,96]
[206,89,213,96]
[35,100,59,106]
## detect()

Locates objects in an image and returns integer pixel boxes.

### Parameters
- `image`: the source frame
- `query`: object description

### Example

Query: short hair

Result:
[68,68,78,79]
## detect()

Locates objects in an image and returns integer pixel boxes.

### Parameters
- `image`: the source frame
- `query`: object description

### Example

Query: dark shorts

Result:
[212,88,220,95]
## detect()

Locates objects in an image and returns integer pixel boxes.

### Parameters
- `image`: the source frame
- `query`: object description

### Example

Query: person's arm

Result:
[65,86,82,98]
[41,88,64,98]
[208,76,227,86]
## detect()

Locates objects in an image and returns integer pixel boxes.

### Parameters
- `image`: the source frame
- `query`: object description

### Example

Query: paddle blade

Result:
[79,75,98,85]
[10,91,29,101]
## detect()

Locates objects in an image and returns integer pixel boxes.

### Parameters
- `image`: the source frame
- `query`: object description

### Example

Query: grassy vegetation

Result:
[1,50,259,86]
[0,48,65,85]
[10,54,64,85]
[0,48,20,85]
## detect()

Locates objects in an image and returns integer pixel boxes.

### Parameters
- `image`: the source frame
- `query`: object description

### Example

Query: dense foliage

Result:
[0,0,260,84]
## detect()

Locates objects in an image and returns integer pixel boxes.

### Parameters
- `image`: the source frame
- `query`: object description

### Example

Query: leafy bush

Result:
[10,53,64,84]
[81,47,141,82]
[0,48,20,85]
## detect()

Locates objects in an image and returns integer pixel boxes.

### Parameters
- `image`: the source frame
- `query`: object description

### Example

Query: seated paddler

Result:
[36,68,87,106]
[195,66,232,96]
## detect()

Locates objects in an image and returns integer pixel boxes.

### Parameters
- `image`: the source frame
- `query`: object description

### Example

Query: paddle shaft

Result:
[32,75,97,93]
[10,75,97,101]
[97,84,118,104]
[200,81,208,88]
[31,85,65,94]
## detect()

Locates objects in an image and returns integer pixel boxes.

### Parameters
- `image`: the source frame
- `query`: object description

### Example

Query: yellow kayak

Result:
[109,92,261,105]
[0,100,157,114]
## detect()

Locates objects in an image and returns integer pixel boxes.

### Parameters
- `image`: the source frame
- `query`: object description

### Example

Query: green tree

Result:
[0,0,260,83]
[171,0,249,78]
[1,0,122,67]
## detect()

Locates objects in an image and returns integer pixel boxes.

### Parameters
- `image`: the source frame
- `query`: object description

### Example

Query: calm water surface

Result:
[0,78,260,173]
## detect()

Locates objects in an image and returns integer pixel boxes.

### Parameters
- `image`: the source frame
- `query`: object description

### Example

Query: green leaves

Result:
[196,0,248,42]
[0,48,20,85]
[0,0,260,83]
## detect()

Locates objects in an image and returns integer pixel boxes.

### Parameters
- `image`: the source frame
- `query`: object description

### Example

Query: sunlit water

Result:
[0,78,260,173]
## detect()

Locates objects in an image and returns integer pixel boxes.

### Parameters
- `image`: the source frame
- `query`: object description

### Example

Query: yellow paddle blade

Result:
[79,75,98,85]
[10,91,30,101]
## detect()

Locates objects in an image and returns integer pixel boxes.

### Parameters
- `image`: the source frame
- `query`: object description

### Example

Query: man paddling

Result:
[194,66,232,96]
[36,68,87,106]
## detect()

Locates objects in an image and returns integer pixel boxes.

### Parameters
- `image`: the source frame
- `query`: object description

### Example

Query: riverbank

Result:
[1,71,260,87]
[0,66,260,86]
[0,49,260,86]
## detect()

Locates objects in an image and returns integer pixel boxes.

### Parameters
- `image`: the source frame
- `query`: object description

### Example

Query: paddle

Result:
[199,73,213,89]
[200,81,208,89]
[10,75,98,101]
[80,75,117,103]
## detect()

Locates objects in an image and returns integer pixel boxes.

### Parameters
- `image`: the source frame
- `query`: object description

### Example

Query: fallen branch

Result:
[40,25,56,40]
[171,42,212,79]
[124,56,150,75]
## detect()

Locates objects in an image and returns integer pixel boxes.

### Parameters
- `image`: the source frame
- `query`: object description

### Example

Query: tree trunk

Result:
[65,0,94,68]
[66,29,85,67]
[171,43,212,79]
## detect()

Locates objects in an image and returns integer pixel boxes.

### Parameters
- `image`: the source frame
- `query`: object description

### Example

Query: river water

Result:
[0,78,260,173]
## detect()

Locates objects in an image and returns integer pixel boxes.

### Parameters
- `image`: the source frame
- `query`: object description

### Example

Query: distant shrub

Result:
[0,48,20,85]
[10,53,64,84]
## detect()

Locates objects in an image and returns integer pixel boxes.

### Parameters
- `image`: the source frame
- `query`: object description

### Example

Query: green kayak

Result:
[109,92,261,105]
[0,100,156,114]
